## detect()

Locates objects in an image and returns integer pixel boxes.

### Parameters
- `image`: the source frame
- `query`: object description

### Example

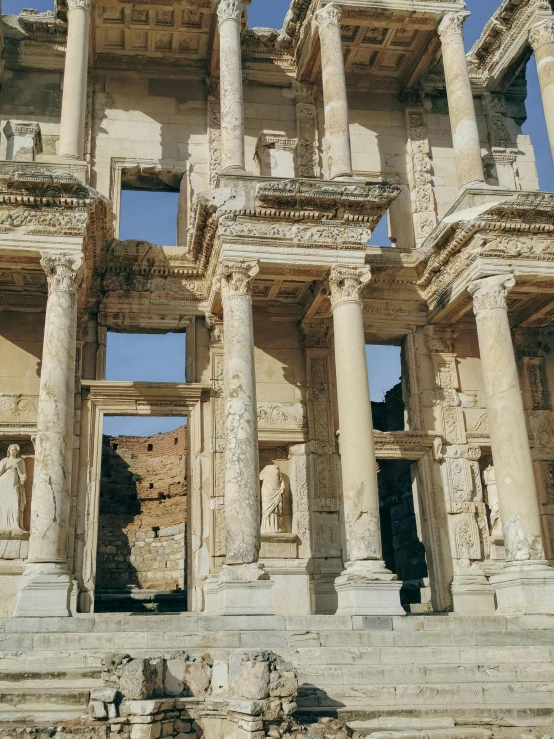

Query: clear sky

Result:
[3,0,550,428]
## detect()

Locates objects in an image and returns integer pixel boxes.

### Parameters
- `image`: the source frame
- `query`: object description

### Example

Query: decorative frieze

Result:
[405,108,437,244]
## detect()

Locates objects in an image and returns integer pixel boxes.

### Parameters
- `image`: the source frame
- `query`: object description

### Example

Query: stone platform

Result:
[1,614,554,727]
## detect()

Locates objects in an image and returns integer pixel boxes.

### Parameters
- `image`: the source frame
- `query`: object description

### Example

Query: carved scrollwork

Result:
[468,274,515,315]
[41,253,85,295]
[217,0,243,24]
[315,3,341,31]
[67,0,91,10]
[215,260,259,300]
[329,265,371,308]
[529,19,554,51]
[438,12,469,40]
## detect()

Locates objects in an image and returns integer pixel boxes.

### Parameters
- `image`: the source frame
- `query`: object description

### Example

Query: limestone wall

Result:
[91,72,209,202]
[96,426,187,592]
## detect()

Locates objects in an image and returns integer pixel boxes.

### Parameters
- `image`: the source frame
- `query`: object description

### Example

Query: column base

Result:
[14,563,73,617]
[452,575,496,615]
[490,561,554,615]
[204,563,275,616]
[335,560,405,616]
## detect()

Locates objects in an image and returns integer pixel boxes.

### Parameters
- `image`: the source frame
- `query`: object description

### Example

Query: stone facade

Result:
[2,0,554,732]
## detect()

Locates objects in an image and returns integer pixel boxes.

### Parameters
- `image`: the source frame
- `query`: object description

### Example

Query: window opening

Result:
[366,344,404,431]
[119,190,180,246]
[95,417,188,613]
[105,332,187,383]
[368,213,394,247]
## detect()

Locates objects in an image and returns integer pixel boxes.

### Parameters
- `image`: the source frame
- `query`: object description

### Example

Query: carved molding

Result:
[424,326,459,354]
[529,19,554,51]
[315,3,341,32]
[301,320,332,348]
[217,0,243,24]
[468,274,515,315]
[215,260,259,300]
[67,0,91,11]
[329,265,371,308]
[257,402,307,430]
[438,12,469,40]
[41,253,85,295]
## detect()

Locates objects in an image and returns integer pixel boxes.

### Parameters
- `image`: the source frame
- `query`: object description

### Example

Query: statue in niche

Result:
[483,464,503,543]
[0,445,27,532]
[260,463,285,534]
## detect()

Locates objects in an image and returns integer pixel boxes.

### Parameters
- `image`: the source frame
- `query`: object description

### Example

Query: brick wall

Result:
[96,426,187,592]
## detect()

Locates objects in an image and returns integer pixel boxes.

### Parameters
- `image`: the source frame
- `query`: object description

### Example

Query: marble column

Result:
[330,266,404,615]
[217,0,246,172]
[438,12,485,187]
[468,274,554,614]
[15,254,84,617]
[58,0,91,160]
[530,19,554,162]
[204,260,274,615]
[315,4,353,180]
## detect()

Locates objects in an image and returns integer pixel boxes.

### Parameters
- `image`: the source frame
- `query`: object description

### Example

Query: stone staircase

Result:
[0,613,553,729]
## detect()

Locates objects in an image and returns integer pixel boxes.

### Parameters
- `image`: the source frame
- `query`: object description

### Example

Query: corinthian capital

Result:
[215,260,259,300]
[468,274,515,316]
[41,253,85,295]
[329,265,371,308]
[315,3,342,31]
[67,0,91,10]
[217,0,243,24]
[529,19,554,51]
[438,12,469,40]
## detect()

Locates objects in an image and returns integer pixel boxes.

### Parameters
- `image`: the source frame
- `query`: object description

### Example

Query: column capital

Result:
[468,274,516,316]
[315,3,342,31]
[291,80,317,104]
[205,312,224,344]
[217,0,243,24]
[215,260,259,300]
[423,325,459,354]
[329,265,371,308]
[301,319,333,348]
[67,0,91,10]
[41,253,84,295]
[529,19,554,51]
[438,11,469,40]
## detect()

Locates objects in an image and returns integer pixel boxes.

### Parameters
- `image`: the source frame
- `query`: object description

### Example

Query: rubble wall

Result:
[96,426,187,592]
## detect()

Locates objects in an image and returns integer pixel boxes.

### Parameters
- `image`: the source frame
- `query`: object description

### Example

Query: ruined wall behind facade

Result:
[96,425,187,592]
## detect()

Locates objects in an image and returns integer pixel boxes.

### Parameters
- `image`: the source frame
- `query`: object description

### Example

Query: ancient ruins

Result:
[2,0,554,734]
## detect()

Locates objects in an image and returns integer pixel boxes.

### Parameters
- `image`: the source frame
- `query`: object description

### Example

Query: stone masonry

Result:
[2,0,554,734]
[96,427,187,593]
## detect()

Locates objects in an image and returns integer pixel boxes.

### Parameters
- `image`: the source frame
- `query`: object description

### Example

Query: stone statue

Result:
[0,444,27,532]
[260,463,285,534]
[483,464,503,544]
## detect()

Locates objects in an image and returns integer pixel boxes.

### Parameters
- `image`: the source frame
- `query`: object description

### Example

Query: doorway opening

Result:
[95,416,188,613]
[378,459,429,612]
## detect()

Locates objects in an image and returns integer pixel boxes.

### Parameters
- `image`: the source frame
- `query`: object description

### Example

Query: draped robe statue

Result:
[0,444,27,532]
[260,463,285,534]
[483,464,503,544]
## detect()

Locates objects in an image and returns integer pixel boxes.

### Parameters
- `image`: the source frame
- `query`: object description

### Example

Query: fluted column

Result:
[16,254,84,617]
[330,266,403,615]
[58,0,91,159]
[438,12,485,187]
[468,275,554,614]
[530,19,554,162]
[217,0,246,172]
[315,4,353,180]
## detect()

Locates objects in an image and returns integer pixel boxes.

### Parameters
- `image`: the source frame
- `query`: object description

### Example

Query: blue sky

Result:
[4,0,549,431]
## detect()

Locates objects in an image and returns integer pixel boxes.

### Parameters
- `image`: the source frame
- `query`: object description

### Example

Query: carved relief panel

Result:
[405,106,438,245]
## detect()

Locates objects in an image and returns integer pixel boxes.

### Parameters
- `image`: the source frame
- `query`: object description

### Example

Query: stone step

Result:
[303,706,554,727]
[0,668,101,682]
[297,681,554,708]
[347,729,493,739]
[0,687,91,711]
[3,614,554,635]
